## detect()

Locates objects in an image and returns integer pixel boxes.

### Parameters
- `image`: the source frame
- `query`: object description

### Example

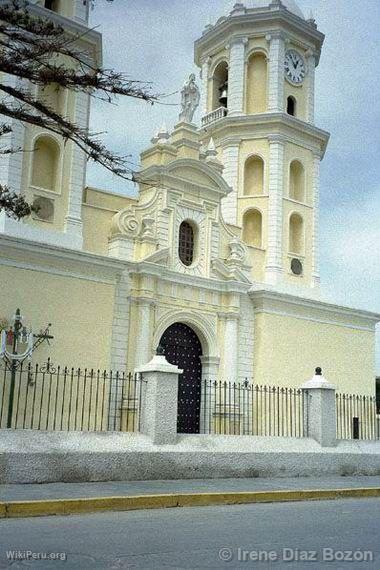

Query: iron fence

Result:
[201,380,309,438]
[0,360,146,432]
[336,392,380,440]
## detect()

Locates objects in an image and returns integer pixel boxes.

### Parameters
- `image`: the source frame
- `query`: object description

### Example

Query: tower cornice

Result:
[200,113,330,158]
[195,11,324,67]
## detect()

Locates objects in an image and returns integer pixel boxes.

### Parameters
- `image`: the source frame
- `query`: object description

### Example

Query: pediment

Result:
[165,159,231,197]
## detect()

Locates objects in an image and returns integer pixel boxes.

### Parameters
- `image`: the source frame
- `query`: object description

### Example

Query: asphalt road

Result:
[0,498,379,569]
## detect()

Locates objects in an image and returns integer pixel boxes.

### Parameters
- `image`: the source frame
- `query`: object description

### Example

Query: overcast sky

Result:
[87,0,380,374]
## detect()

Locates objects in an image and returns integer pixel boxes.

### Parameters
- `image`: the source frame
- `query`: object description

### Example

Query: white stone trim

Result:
[152,309,219,358]
[250,290,380,329]
[64,90,90,244]
[267,34,285,113]
[253,307,376,333]
[306,52,316,124]
[265,137,285,284]
[200,58,210,117]
[221,143,240,225]
[228,37,247,116]
[312,152,321,287]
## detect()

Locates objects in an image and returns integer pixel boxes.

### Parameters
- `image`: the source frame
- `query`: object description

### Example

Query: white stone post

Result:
[301,368,337,447]
[265,135,285,284]
[136,352,182,445]
[221,142,240,225]
[200,57,210,118]
[267,33,285,113]
[311,151,321,288]
[306,51,316,124]
[228,37,247,116]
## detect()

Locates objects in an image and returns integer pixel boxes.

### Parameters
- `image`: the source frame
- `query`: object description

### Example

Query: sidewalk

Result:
[1,475,380,502]
[0,475,379,519]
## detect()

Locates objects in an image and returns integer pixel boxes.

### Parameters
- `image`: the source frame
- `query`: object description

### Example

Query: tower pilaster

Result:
[200,57,210,117]
[221,142,240,225]
[265,135,285,284]
[267,33,286,113]
[306,50,316,124]
[312,150,321,288]
[64,90,90,244]
[228,37,248,116]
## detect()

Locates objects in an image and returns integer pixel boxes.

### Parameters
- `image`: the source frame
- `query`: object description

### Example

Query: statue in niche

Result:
[179,73,200,123]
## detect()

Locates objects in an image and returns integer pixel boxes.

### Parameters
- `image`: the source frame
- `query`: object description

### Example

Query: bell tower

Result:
[195,0,329,291]
[0,0,97,249]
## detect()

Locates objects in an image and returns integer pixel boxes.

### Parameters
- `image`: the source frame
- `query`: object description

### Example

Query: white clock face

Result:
[284,50,306,85]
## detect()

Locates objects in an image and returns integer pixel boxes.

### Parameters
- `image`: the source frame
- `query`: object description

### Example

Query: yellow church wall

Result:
[82,205,115,255]
[83,187,136,212]
[254,312,376,395]
[0,264,115,370]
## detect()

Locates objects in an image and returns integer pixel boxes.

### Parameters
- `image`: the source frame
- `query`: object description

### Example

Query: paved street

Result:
[0,498,379,568]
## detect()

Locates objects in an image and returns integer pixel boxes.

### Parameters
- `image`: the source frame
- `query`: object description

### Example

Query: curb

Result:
[0,488,379,519]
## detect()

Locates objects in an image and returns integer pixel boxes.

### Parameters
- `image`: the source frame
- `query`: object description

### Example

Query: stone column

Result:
[228,37,248,116]
[306,51,316,124]
[64,91,90,247]
[200,355,220,434]
[265,135,285,284]
[136,352,182,445]
[222,313,239,382]
[200,57,210,117]
[133,298,155,367]
[301,368,337,447]
[267,33,285,113]
[311,151,321,288]
[221,142,240,225]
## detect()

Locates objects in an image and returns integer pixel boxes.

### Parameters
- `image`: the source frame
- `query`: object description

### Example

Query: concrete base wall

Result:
[1,430,380,484]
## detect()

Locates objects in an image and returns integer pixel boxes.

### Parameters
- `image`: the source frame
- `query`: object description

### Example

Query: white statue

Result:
[179,73,200,123]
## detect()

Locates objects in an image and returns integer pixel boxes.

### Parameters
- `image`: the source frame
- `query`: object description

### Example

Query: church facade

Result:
[0,0,379,430]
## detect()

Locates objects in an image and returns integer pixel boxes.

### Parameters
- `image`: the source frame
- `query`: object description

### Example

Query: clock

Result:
[284,50,306,85]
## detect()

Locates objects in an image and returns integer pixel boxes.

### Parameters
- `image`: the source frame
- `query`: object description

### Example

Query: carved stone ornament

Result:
[227,238,247,267]
[110,210,140,237]
[120,212,140,235]
[141,217,155,239]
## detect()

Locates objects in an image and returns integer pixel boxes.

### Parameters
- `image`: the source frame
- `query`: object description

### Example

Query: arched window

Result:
[289,160,305,202]
[44,0,60,11]
[31,135,60,192]
[242,209,263,248]
[246,53,268,114]
[178,221,195,266]
[244,156,264,196]
[287,96,296,116]
[212,61,228,110]
[289,213,304,255]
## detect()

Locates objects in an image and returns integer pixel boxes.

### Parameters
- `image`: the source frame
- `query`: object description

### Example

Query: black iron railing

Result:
[336,392,379,440]
[0,360,145,432]
[201,380,309,438]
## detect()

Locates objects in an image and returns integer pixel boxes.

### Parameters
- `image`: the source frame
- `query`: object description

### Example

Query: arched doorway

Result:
[159,323,202,434]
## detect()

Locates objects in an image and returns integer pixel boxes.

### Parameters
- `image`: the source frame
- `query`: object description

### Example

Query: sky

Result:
[87,0,380,373]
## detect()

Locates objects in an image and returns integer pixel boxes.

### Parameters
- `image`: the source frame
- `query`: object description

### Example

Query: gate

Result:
[159,323,202,434]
